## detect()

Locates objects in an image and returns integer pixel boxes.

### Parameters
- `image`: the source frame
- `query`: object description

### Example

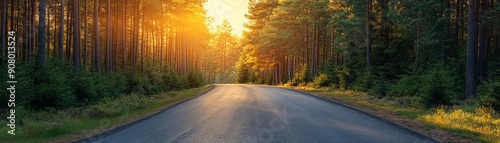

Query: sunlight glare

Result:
[204,0,249,37]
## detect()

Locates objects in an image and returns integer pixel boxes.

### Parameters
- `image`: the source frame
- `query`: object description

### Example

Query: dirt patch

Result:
[284,87,474,143]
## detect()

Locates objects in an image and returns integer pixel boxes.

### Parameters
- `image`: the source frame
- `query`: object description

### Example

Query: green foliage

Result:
[159,68,179,91]
[177,75,190,89]
[289,64,310,86]
[237,67,250,83]
[352,68,375,92]
[30,62,75,109]
[418,68,454,108]
[479,80,500,111]
[369,80,390,97]
[324,58,339,86]
[187,70,204,88]
[309,74,330,88]
[73,72,127,105]
[479,60,500,111]
[0,58,202,111]
[86,94,148,118]
[389,75,421,96]
[335,65,352,90]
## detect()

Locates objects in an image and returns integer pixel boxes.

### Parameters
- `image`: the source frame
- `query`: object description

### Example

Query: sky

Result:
[203,0,249,37]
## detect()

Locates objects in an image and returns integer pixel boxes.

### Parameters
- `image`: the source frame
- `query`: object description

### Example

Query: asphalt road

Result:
[85,84,434,143]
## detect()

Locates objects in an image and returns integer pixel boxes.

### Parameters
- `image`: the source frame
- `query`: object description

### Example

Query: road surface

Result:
[84,84,434,143]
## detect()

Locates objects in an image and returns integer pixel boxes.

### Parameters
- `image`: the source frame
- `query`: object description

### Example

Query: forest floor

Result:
[0,85,214,143]
[281,86,500,143]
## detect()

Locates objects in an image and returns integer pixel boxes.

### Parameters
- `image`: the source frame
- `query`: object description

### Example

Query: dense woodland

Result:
[0,0,223,109]
[235,0,500,108]
[0,0,499,110]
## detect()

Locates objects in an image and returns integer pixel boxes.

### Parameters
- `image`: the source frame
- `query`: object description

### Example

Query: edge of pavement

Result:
[68,85,216,143]
[274,86,440,143]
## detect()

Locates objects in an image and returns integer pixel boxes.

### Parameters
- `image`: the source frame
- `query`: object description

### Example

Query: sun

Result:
[203,0,249,37]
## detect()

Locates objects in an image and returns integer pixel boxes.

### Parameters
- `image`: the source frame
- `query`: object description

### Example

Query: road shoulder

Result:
[51,85,215,143]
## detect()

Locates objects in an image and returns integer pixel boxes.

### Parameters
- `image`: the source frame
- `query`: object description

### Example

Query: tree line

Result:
[0,0,210,109]
[237,0,500,108]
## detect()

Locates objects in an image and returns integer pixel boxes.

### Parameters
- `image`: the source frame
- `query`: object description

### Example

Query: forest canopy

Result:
[235,0,500,108]
[0,0,499,110]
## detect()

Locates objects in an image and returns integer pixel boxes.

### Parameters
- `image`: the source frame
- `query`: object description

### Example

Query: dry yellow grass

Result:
[422,106,500,142]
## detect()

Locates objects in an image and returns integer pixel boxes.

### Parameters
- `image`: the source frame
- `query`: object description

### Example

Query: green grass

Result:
[282,86,500,143]
[0,85,213,143]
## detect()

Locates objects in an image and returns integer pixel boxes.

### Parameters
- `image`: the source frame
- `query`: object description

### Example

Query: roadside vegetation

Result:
[282,83,500,142]
[235,0,500,142]
[0,62,208,143]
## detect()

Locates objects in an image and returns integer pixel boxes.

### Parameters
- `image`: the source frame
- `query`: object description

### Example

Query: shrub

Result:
[418,69,453,108]
[187,70,204,88]
[290,64,310,86]
[335,65,351,90]
[160,68,176,91]
[369,80,390,97]
[309,74,330,88]
[177,75,190,90]
[72,72,98,104]
[352,68,375,92]
[30,62,75,109]
[480,80,500,111]
[389,75,421,96]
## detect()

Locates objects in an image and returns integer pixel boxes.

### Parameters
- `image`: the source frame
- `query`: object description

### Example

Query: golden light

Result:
[203,0,249,37]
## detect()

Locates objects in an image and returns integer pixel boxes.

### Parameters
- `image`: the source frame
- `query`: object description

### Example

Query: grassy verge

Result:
[281,86,500,143]
[0,85,214,143]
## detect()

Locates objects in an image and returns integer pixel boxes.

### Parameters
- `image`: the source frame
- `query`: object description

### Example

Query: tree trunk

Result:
[30,0,35,61]
[94,0,100,72]
[105,0,111,74]
[1,0,6,60]
[38,0,47,67]
[122,0,126,70]
[478,0,488,83]
[496,31,500,55]
[83,0,87,68]
[59,0,64,61]
[66,3,72,61]
[140,6,144,73]
[466,0,479,99]
[73,0,80,72]
[366,0,371,68]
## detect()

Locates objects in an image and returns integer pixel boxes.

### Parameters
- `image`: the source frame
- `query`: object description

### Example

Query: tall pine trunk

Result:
[38,0,47,67]
[59,0,64,61]
[1,0,6,60]
[366,0,371,68]
[94,0,100,72]
[466,0,479,99]
[83,0,87,68]
[105,0,111,74]
[73,0,80,72]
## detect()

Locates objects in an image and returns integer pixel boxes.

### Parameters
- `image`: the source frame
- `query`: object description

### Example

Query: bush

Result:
[290,64,310,86]
[389,75,421,96]
[160,68,176,91]
[335,65,352,90]
[369,80,390,97]
[352,68,375,92]
[309,74,330,88]
[479,80,500,111]
[177,75,190,90]
[30,62,75,109]
[187,70,204,88]
[0,59,200,111]
[72,72,98,104]
[418,69,454,108]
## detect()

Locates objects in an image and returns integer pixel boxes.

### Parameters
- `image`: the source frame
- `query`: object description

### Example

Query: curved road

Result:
[86,84,434,143]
